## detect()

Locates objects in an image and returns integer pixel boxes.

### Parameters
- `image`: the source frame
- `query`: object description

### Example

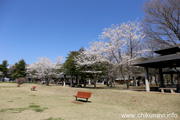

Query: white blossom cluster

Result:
[26,57,63,79]
[75,20,150,70]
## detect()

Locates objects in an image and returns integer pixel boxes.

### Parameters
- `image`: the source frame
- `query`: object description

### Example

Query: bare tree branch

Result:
[143,0,180,47]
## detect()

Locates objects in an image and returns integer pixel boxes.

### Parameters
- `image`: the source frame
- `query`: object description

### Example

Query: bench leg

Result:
[86,98,88,102]
[76,97,77,101]
[161,89,164,93]
[170,89,175,93]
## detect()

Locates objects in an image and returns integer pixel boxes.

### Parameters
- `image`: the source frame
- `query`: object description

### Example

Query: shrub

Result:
[16,77,26,85]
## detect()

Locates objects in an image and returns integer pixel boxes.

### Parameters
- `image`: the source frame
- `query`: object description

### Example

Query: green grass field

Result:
[0,83,180,120]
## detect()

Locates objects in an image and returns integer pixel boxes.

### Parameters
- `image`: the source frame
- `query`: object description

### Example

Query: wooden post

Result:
[170,89,175,93]
[159,67,164,87]
[160,88,164,93]
[170,74,174,85]
[145,67,150,92]
[177,74,180,92]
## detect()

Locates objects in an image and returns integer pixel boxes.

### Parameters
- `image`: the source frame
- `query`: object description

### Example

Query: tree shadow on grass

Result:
[131,89,175,94]
[84,87,106,89]
[31,90,37,91]
[131,89,146,92]
[78,86,120,90]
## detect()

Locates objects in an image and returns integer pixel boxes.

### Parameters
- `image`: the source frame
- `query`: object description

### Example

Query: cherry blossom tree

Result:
[76,20,149,89]
[26,57,63,85]
[75,41,109,88]
[118,20,146,88]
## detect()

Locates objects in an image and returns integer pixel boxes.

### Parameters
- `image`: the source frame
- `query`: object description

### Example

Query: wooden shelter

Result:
[135,46,180,92]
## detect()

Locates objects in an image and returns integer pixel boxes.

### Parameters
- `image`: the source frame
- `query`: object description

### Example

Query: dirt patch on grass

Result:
[44,117,64,120]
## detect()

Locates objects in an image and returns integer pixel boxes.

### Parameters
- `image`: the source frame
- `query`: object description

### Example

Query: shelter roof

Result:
[135,46,180,68]
[135,53,180,68]
[154,46,180,55]
[163,68,180,74]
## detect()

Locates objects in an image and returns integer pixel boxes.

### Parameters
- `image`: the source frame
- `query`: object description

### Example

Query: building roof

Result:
[154,46,180,55]
[115,75,132,80]
[135,46,180,68]
[163,68,180,74]
[135,53,180,68]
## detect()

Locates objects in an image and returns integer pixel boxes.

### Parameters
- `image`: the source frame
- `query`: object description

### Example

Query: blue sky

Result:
[0,0,145,65]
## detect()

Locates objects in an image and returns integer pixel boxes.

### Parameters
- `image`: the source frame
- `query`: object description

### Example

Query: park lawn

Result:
[0,83,180,120]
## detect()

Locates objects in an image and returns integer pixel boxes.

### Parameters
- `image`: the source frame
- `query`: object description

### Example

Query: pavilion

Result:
[135,46,180,92]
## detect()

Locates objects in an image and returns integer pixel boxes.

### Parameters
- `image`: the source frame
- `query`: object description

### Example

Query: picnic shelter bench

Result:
[73,91,91,101]
[31,86,36,91]
[160,85,177,93]
[159,87,177,93]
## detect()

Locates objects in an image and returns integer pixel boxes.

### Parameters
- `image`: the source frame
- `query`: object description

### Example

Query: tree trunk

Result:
[71,78,73,87]
[126,75,130,89]
[46,78,50,86]
[70,76,73,87]
[110,77,113,87]
[113,78,115,87]
[83,79,86,88]
[106,77,109,86]
[102,78,105,85]
[133,77,136,86]
[94,79,97,89]
[76,76,79,85]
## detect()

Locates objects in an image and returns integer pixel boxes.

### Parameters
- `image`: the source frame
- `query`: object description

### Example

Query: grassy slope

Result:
[0,83,180,120]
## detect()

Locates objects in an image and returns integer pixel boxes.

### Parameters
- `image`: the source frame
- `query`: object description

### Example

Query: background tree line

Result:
[0,59,26,81]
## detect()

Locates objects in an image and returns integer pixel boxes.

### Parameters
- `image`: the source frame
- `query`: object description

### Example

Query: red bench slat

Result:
[73,91,92,101]
[31,86,36,91]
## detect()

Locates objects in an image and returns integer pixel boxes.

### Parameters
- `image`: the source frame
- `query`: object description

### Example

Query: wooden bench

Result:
[159,88,177,93]
[31,86,36,91]
[150,84,159,91]
[73,91,91,101]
